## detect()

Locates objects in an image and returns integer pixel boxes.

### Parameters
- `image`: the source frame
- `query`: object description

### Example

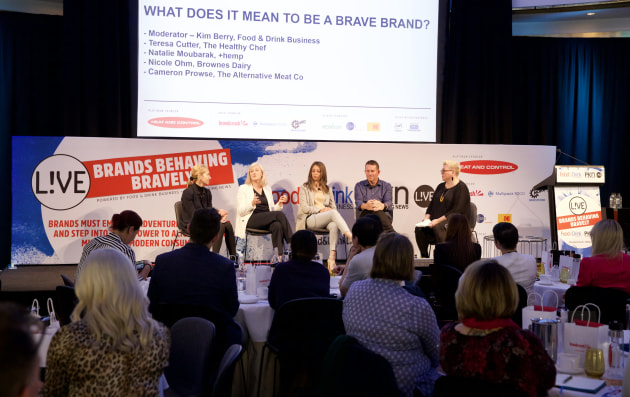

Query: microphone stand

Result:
[555,148,590,166]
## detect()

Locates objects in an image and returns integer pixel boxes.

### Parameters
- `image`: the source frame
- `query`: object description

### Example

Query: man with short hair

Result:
[492,222,537,295]
[354,160,395,233]
[340,216,384,296]
[267,230,330,309]
[148,207,239,318]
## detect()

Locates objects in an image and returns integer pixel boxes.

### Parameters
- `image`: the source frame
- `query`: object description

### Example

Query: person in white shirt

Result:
[492,222,537,295]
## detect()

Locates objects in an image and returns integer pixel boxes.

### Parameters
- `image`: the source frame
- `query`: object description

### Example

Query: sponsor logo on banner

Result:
[394,122,403,131]
[477,214,485,223]
[148,117,203,128]
[31,154,91,210]
[409,123,420,131]
[460,160,518,175]
[367,122,380,132]
[80,149,233,198]
[393,186,409,209]
[218,120,248,127]
[556,195,600,231]
[498,214,512,223]
[291,120,306,130]
[413,185,435,208]
[346,122,355,131]
[470,189,484,197]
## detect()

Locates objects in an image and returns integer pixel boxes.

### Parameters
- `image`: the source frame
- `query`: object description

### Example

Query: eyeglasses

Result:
[440,169,453,174]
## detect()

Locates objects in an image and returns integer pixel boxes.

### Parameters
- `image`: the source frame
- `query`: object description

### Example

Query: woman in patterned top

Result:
[440,259,556,397]
[43,248,170,397]
[343,233,440,397]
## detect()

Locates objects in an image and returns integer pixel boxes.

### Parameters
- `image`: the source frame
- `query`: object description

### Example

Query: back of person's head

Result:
[189,208,221,245]
[446,213,472,242]
[188,163,209,186]
[590,219,624,257]
[370,233,414,281]
[492,222,519,250]
[0,303,41,397]
[73,248,157,350]
[352,215,383,247]
[290,230,317,260]
[111,210,142,232]
[456,259,518,321]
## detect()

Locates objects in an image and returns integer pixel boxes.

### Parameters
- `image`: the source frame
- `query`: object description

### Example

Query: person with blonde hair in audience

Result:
[343,233,440,397]
[181,163,236,256]
[440,259,555,397]
[577,219,630,293]
[43,248,170,396]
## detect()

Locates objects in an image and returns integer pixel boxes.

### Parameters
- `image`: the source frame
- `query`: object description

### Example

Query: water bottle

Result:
[606,321,624,380]
[617,193,623,209]
[610,193,616,209]
[283,248,291,262]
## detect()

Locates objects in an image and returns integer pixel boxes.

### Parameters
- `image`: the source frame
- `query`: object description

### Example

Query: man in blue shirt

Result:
[354,160,395,233]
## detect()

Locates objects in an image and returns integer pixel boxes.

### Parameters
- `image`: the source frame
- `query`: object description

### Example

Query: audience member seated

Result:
[433,213,481,272]
[76,210,151,281]
[235,162,292,254]
[43,248,170,396]
[181,163,236,256]
[0,302,43,397]
[339,216,383,297]
[268,230,331,310]
[576,219,630,294]
[492,222,537,295]
[440,259,556,397]
[343,233,440,397]
[148,207,240,327]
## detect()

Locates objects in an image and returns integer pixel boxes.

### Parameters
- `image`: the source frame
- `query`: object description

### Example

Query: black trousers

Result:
[246,211,293,251]
[212,221,236,256]
[358,210,395,233]
[414,223,447,258]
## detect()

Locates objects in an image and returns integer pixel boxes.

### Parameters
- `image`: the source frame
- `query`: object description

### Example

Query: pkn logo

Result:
[413,185,435,208]
[569,196,587,215]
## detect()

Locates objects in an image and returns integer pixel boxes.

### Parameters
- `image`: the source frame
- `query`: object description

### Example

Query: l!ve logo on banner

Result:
[31,149,234,210]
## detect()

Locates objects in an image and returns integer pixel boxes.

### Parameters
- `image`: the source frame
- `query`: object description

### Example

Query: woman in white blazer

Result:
[236,163,292,254]
[296,161,352,269]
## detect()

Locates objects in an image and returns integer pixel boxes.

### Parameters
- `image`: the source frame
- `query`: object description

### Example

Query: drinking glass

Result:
[584,348,605,378]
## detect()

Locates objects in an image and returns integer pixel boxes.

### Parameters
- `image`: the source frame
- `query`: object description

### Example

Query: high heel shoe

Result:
[327,251,337,274]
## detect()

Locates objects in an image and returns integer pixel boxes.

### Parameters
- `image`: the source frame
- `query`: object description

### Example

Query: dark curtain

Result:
[512,37,630,201]
[63,0,137,137]
[440,0,513,143]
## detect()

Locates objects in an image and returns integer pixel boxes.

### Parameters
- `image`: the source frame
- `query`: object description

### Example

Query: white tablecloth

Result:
[533,280,571,307]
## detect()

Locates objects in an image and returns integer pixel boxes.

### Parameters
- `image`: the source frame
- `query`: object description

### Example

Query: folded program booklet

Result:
[555,375,606,393]
[415,219,431,227]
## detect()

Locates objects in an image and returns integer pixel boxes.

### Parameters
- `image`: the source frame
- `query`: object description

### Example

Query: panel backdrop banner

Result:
[11,137,556,264]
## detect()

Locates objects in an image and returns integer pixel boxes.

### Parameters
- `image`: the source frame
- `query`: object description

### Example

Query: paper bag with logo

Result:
[255,265,271,288]
[522,291,558,329]
[564,304,609,367]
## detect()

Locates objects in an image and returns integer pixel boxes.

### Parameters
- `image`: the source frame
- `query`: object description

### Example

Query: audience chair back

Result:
[565,286,630,327]
[210,344,244,397]
[166,317,216,397]
[512,284,528,328]
[172,201,190,250]
[319,334,399,397]
[258,297,345,397]
[60,274,74,287]
[54,285,78,326]
[429,263,463,325]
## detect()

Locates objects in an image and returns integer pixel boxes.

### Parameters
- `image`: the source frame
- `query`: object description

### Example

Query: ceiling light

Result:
[586,12,596,16]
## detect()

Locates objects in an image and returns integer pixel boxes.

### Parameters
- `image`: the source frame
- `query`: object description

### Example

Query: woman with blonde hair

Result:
[343,233,440,397]
[415,160,470,258]
[181,163,236,256]
[576,219,630,293]
[235,163,292,254]
[43,248,170,396]
[296,161,353,268]
[440,259,555,397]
